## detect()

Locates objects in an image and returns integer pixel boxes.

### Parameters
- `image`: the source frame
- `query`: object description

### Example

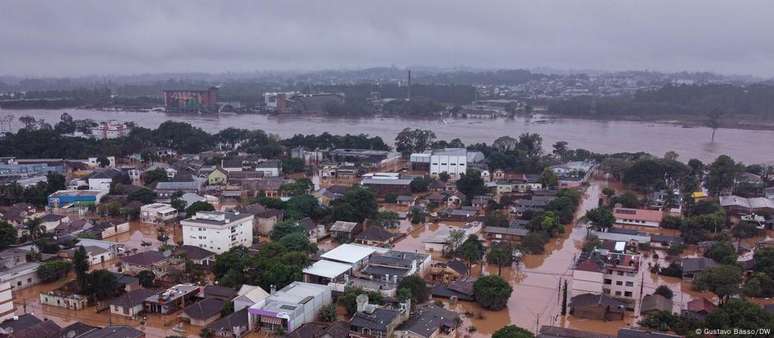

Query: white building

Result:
[140,203,179,224]
[247,282,332,333]
[0,282,13,321]
[430,148,468,178]
[181,211,254,254]
[571,248,642,309]
[90,120,131,140]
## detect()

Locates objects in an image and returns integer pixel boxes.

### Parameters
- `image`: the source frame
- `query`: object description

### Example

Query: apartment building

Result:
[571,245,642,309]
[181,211,254,254]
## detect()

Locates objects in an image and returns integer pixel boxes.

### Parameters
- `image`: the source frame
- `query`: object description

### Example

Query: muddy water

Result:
[106,221,176,252]
[4,108,774,163]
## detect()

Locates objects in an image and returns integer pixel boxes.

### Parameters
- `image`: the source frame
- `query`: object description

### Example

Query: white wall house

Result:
[430,148,468,178]
[140,203,179,224]
[181,211,254,254]
[0,282,13,321]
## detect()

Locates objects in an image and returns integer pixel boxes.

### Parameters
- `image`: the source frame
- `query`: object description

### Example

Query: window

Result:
[604,279,612,285]
[615,291,622,296]
[615,281,623,286]
[624,291,632,297]
[617,271,624,276]
[625,281,634,287]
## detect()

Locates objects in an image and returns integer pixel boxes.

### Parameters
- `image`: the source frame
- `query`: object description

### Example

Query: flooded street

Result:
[3,108,774,163]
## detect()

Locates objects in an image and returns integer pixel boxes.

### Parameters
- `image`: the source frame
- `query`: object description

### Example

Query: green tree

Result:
[753,247,774,278]
[409,176,433,193]
[278,233,318,254]
[319,303,337,322]
[384,193,398,203]
[375,211,400,228]
[271,220,305,241]
[473,275,513,310]
[281,158,305,173]
[585,207,615,229]
[410,207,426,225]
[487,242,514,276]
[704,299,774,334]
[396,275,430,304]
[456,170,485,201]
[24,218,44,241]
[539,168,558,189]
[703,241,737,265]
[395,128,436,157]
[137,270,156,288]
[330,186,378,223]
[693,265,742,304]
[654,285,674,299]
[185,201,215,215]
[36,260,72,283]
[492,325,534,338]
[142,168,168,185]
[742,272,774,298]
[706,155,742,196]
[73,246,90,291]
[84,269,120,300]
[458,235,485,270]
[46,172,66,193]
[0,221,18,249]
[128,187,157,204]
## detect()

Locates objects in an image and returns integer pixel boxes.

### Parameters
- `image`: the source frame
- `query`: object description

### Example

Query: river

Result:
[1,108,773,163]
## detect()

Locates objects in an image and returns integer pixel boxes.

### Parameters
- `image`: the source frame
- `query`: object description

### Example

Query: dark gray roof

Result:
[76,326,144,338]
[350,307,400,332]
[538,325,615,338]
[640,294,673,313]
[120,251,166,266]
[571,293,626,312]
[617,328,681,338]
[183,297,225,320]
[286,321,350,338]
[681,257,719,273]
[203,285,237,300]
[109,288,160,308]
[176,245,216,260]
[110,272,139,286]
[57,322,99,338]
[0,313,42,332]
[13,320,61,338]
[396,304,459,338]
[205,308,249,335]
[483,226,529,237]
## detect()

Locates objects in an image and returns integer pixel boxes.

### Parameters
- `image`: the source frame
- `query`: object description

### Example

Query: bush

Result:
[492,325,534,338]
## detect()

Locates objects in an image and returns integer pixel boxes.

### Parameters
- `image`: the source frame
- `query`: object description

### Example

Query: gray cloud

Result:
[1,0,773,77]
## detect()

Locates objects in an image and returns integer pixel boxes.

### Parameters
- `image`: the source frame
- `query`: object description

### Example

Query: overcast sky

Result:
[2,0,774,77]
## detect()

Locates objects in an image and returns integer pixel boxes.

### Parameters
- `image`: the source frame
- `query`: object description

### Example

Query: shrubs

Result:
[36,260,72,283]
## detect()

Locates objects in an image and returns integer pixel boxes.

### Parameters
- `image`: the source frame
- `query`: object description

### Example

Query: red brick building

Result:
[163,87,218,112]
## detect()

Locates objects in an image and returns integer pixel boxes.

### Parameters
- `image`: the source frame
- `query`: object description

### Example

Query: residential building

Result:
[247,282,332,333]
[681,257,719,280]
[109,288,160,318]
[303,259,352,285]
[482,226,529,243]
[0,314,61,338]
[719,195,774,215]
[155,180,202,199]
[181,297,225,326]
[140,203,178,224]
[233,284,270,312]
[355,225,399,247]
[88,220,130,239]
[205,308,250,338]
[181,211,254,254]
[329,221,362,242]
[144,284,200,314]
[40,290,89,310]
[640,294,673,315]
[319,244,377,270]
[120,251,181,277]
[571,248,642,308]
[361,177,413,197]
[207,168,228,185]
[255,160,282,177]
[175,245,216,266]
[349,296,407,338]
[0,282,13,322]
[536,326,614,338]
[681,297,716,321]
[393,304,460,338]
[40,214,70,232]
[287,321,349,338]
[89,120,131,139]
[613,208,663,228]
[570,293,626,321]
[0,248,40,290]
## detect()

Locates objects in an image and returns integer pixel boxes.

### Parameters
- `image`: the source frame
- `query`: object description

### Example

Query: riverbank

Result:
[537,112,774,132]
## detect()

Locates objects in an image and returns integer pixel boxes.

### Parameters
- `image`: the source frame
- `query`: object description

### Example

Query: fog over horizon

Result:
[2,0,774,77]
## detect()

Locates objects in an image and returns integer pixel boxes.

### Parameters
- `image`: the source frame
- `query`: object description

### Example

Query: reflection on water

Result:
[3,108,774,163]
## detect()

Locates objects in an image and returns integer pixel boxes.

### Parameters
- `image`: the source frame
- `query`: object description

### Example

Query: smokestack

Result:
[407,70,412,102]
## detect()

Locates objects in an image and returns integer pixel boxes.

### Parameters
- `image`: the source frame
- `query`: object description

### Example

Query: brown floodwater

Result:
[5,108,774,163]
